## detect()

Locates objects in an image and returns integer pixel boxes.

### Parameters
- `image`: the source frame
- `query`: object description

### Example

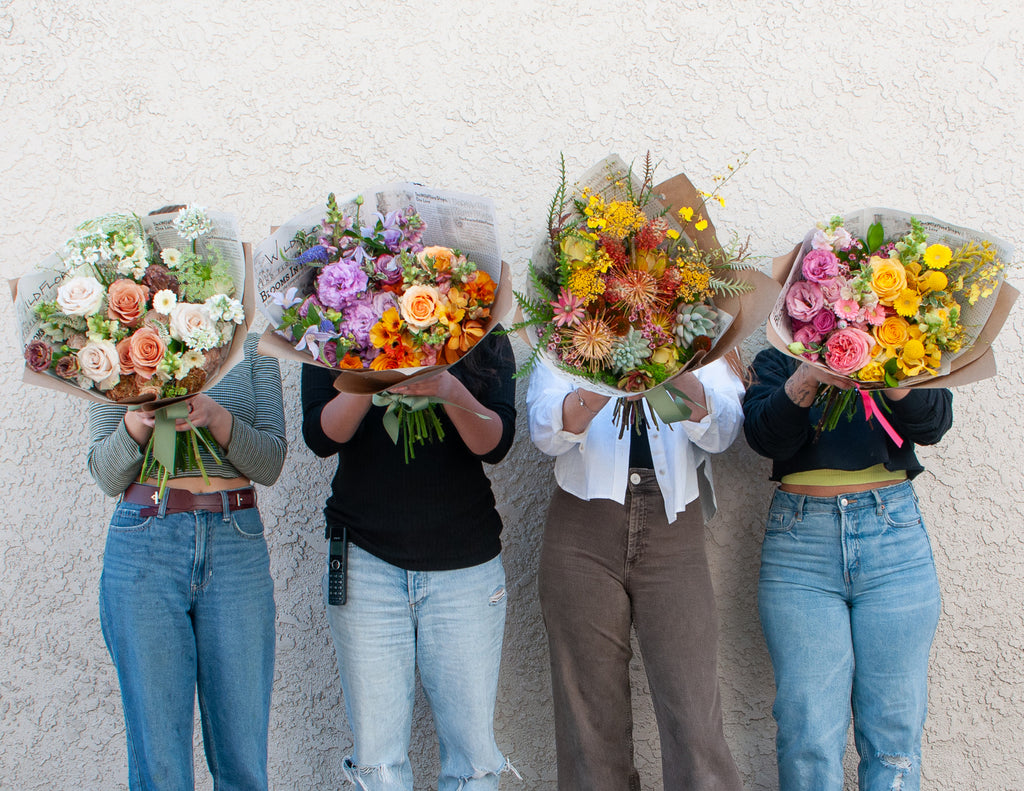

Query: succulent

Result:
[674,304,718,346]
[610,328,652,374]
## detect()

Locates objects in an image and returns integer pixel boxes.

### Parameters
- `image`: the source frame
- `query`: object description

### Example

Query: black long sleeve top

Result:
[743,348,953,482]
[301,331,516,571]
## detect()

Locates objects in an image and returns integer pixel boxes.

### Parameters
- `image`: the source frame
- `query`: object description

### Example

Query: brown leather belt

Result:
[124,483,257,517]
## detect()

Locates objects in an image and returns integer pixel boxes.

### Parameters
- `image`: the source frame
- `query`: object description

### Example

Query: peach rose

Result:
[399,284,442,330]
[129,326,166,380]
[107,279,150,327]
[869,256,907,305]
[116,337,135,375]
[77,340,120,389]
[416,246,456,271]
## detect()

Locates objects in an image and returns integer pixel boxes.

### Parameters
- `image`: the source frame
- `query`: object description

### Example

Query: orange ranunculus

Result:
[874,316,911,349]
[869,256,907,305]
[128,326,166,380]
[116,337,136,375]
[337,353,364,370]
[107,279,150,328]
[463,271,496,305]
[417,246,456,272]
[399,285,442,330]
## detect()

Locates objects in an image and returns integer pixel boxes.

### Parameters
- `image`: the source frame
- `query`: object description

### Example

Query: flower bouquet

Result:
[513,153,779,433]
[256,185,510,461]
[768,209,1018,438]
[12,206,252,492]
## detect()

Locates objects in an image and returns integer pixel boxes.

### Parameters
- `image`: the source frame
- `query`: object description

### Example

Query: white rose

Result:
[77,340,121,389]
[56,276,105,317]
[169,302,215,344]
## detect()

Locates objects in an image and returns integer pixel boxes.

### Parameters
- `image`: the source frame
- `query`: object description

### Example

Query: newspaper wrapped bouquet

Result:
[12,206,251,490]
[513,154,778,431]
[257,186,510,461]
[768,209,1017,438]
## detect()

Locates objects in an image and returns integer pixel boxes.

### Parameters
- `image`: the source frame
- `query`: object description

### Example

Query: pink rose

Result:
[823,327,874,376]
[785,280,824,323]
[801,248,840,283]
[818,276,846,303]
[811,309,837,334]
[794,324,823,347]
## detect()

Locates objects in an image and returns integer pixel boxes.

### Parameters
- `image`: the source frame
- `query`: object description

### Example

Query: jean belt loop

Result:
[157,491,169,519]
[871,487,885,515]
[219,490,231,522]
[795,494,805,522]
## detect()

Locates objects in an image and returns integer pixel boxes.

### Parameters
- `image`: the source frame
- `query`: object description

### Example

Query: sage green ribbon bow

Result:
[371,391,491,445]
[643,383,698,425]
[147,402,191,472]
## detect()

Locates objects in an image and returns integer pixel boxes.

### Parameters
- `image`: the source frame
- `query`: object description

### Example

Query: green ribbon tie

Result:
[644,383,696,425]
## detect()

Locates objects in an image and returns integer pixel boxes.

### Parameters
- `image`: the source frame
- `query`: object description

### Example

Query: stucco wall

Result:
[1,1,1022,788]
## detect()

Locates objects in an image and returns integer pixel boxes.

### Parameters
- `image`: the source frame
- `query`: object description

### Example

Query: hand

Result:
[784,363,853,407]
[387,371,456,401]
[177,394,233,446]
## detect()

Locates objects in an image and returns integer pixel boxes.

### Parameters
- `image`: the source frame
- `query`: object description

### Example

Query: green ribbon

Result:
[644,383,696,425]
[151,402,190,472]
[372,392,440,444]
[371,391,492,445]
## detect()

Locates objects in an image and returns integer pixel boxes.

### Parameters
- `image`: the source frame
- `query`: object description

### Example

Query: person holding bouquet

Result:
[527,358,746,791]
[300,330,517,791]
[87,330,287,791]
[743,348,952,791]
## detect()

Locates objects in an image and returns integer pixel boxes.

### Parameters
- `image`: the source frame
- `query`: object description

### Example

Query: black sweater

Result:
[743,348,952,482]
[301,332,516,571]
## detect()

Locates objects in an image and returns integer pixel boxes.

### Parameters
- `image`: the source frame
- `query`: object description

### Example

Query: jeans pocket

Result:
[765,507,798,535]
[882,497,923,530]
[109,502,152,532]
[230,508,266,539]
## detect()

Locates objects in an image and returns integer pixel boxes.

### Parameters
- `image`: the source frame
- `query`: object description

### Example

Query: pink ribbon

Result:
[858,388,903,448]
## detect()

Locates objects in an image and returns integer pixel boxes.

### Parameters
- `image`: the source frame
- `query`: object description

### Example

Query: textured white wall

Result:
[1,1,1022,789]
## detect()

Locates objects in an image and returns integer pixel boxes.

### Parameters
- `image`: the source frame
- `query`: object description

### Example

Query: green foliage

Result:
[709,276,755,297]
[866,221,885,254]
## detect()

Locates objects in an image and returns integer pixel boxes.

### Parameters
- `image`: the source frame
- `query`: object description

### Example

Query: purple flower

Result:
[785,280,824,323]
[295,317,339,361]
[55,354,81,379]
[24,339,53,372]
[317,260,369,311]
[801,248,840,283]
[295,245,331,266]
[337,295,380,352]
[373,253,403,286]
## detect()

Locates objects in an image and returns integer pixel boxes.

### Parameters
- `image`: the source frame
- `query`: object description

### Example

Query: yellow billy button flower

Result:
[918,269,948,294]
[897,338,928,376]
[923,243,952,270]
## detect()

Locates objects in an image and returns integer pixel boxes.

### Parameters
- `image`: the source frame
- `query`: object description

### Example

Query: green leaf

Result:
[866,222,885,253]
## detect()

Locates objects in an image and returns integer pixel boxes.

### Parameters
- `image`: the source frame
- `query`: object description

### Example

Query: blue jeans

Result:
[99,498,276,791]
[324,543,515,791]
[758,481,941,791]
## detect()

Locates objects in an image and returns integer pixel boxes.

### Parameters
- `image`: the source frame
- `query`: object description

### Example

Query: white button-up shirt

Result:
[527,359,745,523]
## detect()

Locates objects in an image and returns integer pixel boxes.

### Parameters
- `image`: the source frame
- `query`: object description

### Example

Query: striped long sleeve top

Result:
[87,333,287,497]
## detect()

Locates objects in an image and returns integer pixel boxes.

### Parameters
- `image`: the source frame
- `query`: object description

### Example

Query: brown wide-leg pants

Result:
[539,471,742,791]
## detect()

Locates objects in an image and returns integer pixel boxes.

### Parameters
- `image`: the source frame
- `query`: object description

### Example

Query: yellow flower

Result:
[567,266,606,304]
[869,256,908,305]
[694,219,708,231]
[561,234,596,265]
[893,289,922,318]
[874,316,911,349]
[923,244,952,269]
[897,338,929,376]
[666,229,680,240]
[918,270,948,293]
[678,206,694,222]
[857,361,886,382]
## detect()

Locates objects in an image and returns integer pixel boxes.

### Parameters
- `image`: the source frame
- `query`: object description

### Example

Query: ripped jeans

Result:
[324,543,515,791]
[758,482,941,791]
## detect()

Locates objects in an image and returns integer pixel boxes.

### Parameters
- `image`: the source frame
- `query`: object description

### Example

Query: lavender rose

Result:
[801,248,840,283]
[785,280,824,323]
[24,339,53,372]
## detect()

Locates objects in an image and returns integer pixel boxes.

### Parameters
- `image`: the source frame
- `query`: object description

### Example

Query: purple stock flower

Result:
[317,259,369,310]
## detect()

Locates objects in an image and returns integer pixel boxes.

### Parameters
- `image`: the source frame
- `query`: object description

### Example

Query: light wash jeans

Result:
[324,543,514,791]
[99,498,275,791]
[758,481,941,791]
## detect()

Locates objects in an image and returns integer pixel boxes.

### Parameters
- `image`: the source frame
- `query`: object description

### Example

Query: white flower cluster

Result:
[205,294,245,325]
[61,226,149,280]
[172,206,214,242]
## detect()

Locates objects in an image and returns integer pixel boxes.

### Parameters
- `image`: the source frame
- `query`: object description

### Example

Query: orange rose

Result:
[874,316,910,349]
[116,337,136,375]
[129,326,166,380]
[869,256,907,305]
[399,284,442,330]
[416,246,456,271]
[107,279,150,328]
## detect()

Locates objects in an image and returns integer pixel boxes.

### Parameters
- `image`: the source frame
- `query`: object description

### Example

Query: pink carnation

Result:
[785,280,824,323]
[801,248,840,283]
[823,327,874,376]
